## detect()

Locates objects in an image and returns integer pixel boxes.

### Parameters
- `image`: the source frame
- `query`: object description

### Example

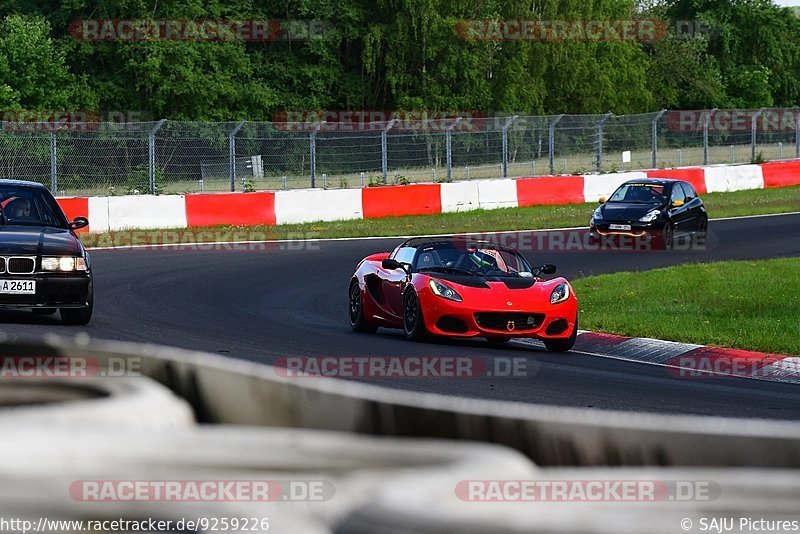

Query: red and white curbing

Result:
[56,160,800,233]
[517,332,799,385]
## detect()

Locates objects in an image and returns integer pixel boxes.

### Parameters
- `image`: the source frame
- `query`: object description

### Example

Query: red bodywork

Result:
[351,252,578,340]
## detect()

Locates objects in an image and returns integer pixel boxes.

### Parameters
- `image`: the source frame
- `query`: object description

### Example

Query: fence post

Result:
[445,117,462,182]
[594,113,613,173]
[751,107,765,162]
[310,122,323,188]
[796,112,800,158]
[229,120,246,192]
[50,132,57,193]
[548,114,564,175]
[703,109,717,166]
[381,119,396,184]
[652,109,667,168]
[149,119,167,194]
[501,115,518,178]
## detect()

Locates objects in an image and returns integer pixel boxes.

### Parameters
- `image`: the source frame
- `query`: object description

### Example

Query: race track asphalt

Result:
[2,212,799,419]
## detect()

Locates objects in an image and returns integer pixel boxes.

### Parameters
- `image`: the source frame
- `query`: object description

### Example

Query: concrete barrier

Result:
[274,188,363,224]
[18,336,800,468]
[704,164,764,193]
[440,181,480,212]
[58,160,800,233]
[2,338,800,532]
[476,179,518,209]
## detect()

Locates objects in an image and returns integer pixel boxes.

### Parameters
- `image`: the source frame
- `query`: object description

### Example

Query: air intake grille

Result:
[475,312,545,332]
[7,257,35,274]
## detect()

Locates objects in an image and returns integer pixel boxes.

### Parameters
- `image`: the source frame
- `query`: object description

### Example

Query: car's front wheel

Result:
[543,317,578,352]
[403,290,428,341]
[663,223,675,250]
[694,216,708,245]
[349,280,377,333]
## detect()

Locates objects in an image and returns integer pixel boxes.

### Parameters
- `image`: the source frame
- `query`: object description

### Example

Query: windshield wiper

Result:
[419,266,479,277]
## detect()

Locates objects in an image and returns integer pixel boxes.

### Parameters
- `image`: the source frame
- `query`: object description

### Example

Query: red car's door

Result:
[381,246,415,318]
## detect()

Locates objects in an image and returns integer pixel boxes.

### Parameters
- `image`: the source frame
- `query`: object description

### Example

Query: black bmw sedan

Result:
[589,178,708,249]
[0,180,92,324]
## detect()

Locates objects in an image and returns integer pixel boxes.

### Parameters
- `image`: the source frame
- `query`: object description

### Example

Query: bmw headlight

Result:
[429,279,462,302]
[638,209,660,223]
[42,256,88,272]
[550,282,570,304]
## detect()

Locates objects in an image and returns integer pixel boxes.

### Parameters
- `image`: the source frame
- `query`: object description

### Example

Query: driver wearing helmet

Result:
[467,248,499,273]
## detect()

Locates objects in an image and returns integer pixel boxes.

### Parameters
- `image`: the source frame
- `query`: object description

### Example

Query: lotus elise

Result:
[348,238,578,351]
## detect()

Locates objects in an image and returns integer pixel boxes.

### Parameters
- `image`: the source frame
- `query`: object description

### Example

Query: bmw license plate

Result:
[609,224,632,231]
[0,280,36,294]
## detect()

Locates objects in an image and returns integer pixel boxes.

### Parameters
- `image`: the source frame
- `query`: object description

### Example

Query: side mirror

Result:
[598,197,607,204]
[69,216,89,230]
[671,200,685,208]
[538,264,557,275]
[381,258,402,271]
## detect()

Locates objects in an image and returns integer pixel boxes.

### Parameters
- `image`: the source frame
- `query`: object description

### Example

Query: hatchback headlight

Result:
[42,256,88,272]
[639,209,660,223]
[429,279,462,302]
[550,282,571,304]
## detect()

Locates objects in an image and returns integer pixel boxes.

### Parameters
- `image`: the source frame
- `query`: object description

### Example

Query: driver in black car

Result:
[5,197,32,220]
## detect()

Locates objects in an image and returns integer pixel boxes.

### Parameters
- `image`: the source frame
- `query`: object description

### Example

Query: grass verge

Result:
[81,185,800,246]
[571,258,800,356]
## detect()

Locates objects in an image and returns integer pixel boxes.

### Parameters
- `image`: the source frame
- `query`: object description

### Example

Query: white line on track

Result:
[511,337,800,386]
[85,211,800,251]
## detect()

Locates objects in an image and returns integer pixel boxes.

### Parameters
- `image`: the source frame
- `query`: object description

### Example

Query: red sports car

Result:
[348,238,578,351]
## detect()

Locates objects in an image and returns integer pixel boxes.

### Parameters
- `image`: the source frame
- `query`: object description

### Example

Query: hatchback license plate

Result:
[609,224,632,231]
[0,280,36,294]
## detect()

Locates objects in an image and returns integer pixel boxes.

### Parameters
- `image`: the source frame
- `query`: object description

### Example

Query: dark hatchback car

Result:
[0,180,92,324]
[589,178,708,248]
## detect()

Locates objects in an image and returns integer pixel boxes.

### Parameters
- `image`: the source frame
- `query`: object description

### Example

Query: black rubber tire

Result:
[349,280,377,333]
[403,290,428,341]
[32,308,57,315]
[694,216,708,246]
[663,223,675,250]
[486,336,511,345]
[544,316,578,353]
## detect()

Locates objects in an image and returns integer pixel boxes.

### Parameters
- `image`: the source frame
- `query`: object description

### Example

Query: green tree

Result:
[0,14,95,109]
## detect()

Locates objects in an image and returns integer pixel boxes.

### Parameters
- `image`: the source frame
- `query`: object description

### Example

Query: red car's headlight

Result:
[550,282,571,304]
[429,279,462,302]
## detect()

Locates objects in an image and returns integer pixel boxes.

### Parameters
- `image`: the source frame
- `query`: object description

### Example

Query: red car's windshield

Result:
[414,243,533,277]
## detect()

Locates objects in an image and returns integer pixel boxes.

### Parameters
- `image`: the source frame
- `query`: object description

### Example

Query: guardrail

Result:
[12,335,800,468]
[2,337,799,532]
[55,160,800,233]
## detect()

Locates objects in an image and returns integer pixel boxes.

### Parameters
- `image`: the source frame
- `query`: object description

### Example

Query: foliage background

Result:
[0,0,798,119]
